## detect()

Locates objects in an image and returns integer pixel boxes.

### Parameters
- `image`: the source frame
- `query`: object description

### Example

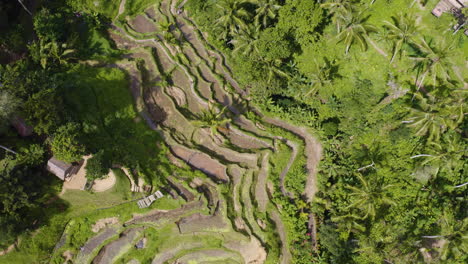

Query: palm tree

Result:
[384,13,419,63]
[422,212,468,261]
[405,93,464,143]
[230,24,261,56]
[332,213,366,238]
[158,21,173,34]
[335,11,378,54]
[345,173,396,220]
[215,0,252,40]
[411,38,457,89]
[193,102,231,136]
[30,40,76,69]
[253,0,281,28]
[262,59,289,83]
[303,58,339,97]
[321,0,355,32]
[411,132,466,179]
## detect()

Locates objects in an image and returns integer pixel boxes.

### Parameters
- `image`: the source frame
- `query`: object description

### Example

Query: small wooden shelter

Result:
[47,157,74,180]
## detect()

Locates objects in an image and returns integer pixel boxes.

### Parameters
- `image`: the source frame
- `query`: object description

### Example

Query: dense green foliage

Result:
[85,150,111,180]
[0,0,466,262]
[186,0,467,262]
[0,144,60,248]
[49,123,85,163]
[0,0,168,253]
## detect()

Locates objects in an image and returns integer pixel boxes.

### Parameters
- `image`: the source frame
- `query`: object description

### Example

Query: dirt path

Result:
[117,0,126,19]
[270,211,292,264]
[278,138,298,199]
[92,171,116,192]
[255,152,270,212]
[263,116,322,202]
[61,155,89,193]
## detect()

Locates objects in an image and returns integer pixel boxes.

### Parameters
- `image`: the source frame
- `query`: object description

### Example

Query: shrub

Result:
[49,122,85,162]
[85,150,111,181]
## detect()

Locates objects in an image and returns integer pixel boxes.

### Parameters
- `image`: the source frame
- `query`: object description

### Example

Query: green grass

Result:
[69,0,120,19]
[85,28,121,60]
[0,168,133,264]
[0,63,177,264]
[124,0,161,18]
[62,65,167,173]
[61,169,134,215]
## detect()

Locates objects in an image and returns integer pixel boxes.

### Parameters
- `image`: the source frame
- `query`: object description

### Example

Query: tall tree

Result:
[29,40,76,69]
[345,173,396,220]
[303,58,339,97]
[253,0,281,28]
[193,102,231,136]
[422,212,468,261]
[0,91,19,122]
[411,38,457,89]
[411,132,466,183]
[230,24,261,56]
[49,122,85,162]
[321,0,355,32]
[262,59,289,83]
[215,0,252,40]
[335,11,377,54]
[384,13,419,63]
[405,93,464,144]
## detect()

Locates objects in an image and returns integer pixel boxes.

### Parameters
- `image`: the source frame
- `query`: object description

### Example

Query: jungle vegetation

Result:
[0,0,466,263]
[185,0,467,263]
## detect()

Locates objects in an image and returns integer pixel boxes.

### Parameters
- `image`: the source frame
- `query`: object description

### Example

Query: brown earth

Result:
[129,15,157,34]
[170,144,229,183]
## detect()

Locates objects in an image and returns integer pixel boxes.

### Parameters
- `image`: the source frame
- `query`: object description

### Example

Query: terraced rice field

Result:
[52,0,322,263]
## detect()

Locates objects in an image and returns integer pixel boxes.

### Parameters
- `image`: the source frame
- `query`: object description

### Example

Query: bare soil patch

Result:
[129,15,157,34]
[192,128,258,168]
[153,43,175,73]
[76,227,120,263]
[170,144,229,183]
[92,170,116,192]
[152,241,205,264]
[227,165,245,213]
[177,212,227,233]
[221,127,272,150]
[92,217,119,233]
[224,237,267,264]
[125,200,204,226]
[255,152,270,212]
[174,249,242,263]
[167,176,195,201]
[270,211,291,264]
[150,87,195,137]
[108,31,140,50]
[92,227,143,264]
[165,86,187,107]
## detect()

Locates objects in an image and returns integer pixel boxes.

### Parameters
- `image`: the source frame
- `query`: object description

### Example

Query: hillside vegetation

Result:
[0,0,466,263]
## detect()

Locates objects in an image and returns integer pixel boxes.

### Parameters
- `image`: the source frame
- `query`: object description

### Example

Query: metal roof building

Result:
[47,157,74,180]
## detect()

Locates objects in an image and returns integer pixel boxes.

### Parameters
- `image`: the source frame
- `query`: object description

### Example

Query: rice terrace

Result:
[0,0,466,263]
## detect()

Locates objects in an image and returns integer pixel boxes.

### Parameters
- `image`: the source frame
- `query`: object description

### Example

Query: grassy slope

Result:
[0,63,177,263]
